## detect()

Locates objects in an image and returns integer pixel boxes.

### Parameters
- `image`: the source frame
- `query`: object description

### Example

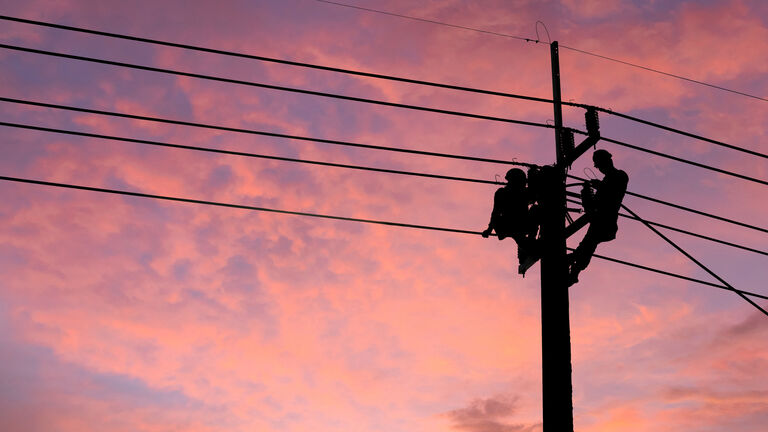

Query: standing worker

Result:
[482,168,539,272]
[568,150,628,285]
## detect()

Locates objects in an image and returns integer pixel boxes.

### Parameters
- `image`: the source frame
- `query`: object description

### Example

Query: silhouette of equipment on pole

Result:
[480,41,628,432]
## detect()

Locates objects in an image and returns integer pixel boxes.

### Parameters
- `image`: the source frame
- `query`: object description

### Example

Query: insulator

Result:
[585,107,600,136]
[560,128,575,156]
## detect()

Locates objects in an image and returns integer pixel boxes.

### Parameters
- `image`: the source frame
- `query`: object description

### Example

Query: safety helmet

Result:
[593,149,612,163]
[505,168,526,184]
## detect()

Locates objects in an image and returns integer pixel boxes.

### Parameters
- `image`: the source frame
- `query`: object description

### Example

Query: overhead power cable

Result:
[0,175,479,233]
[10,120,763,257]
[617,213,768,257]
[570,129,768,187]
[4,95,764,236]
[0,43,550,129]
[622,203,768,317]
[567,175,768,235]
[9,41,762,186]
[559,44,768,103]
[0,121,502,186]
[3,15,765,162]
[600,135,768,186]
[0,96,534,166]
[565,196,766,256]
[595,108,768,160]
[8,120,766,257]
[316,0,538,42]
[574,249,766,300]
[620,211,768,256]
[313,0,768,104]
[1,173,765,301]
[0,15,551,105]
[1,16,764,160]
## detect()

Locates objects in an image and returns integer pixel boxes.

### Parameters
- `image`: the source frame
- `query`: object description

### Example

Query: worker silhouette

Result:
[568,149,628,286]
[482,168,539,271]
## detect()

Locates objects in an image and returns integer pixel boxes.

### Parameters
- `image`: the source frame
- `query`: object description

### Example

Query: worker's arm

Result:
[482,188,504,238]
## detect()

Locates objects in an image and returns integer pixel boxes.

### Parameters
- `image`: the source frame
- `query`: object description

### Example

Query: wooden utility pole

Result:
[539,41,574,432]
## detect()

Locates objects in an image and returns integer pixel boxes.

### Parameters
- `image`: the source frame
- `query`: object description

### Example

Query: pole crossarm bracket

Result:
[564,214,590,238]
[518,213,590,275]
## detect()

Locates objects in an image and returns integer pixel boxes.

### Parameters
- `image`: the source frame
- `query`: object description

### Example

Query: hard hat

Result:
[593,149,612,162]
[505,168,526,183]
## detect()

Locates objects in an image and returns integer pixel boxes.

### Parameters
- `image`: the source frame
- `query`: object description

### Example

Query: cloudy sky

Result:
[1,1,766,431]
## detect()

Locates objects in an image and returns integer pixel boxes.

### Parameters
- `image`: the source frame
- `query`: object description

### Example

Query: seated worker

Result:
[568,149,629,286]
[482,168,539,270]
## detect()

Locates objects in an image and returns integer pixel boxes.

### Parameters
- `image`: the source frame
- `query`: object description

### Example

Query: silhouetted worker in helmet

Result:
[568,149,628,286]
[482,168,539,270]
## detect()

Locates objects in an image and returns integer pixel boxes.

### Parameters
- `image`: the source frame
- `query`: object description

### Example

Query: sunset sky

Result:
[1,1,767,431]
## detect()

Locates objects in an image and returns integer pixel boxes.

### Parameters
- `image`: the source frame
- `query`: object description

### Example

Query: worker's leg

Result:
[570,230,599,275]
[567,225,612,285]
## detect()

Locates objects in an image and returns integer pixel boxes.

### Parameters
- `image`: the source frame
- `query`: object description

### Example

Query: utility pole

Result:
[539,40,574,432]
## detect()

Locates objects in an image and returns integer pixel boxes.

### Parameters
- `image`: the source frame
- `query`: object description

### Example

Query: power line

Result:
[10,119,765,258]
[8,120,766,258]
[8,41,762,187]
[313,0,768,104]
[0,121,502,186]
[600,135,768,186]
[596,108,768,160]
[617,213,768,257]
[628,192,768,234]
[565,196,767,256]
[622,203,768,317]
[0,43,551,130]
[559,44,768,103]
[314,0,538,42]
[0,174,478,233]
[0,20,627,119]
[4,96,764,236]
[2,14,764,322]
[567,174,768,235]
[581,250,766,300]
[1,173,765,301]
[1,16,764,161]
[0,15,512,99]
[0,15,553,104]
[0,96,534,165]
[3,14,765,163]
[570,130,768,187]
